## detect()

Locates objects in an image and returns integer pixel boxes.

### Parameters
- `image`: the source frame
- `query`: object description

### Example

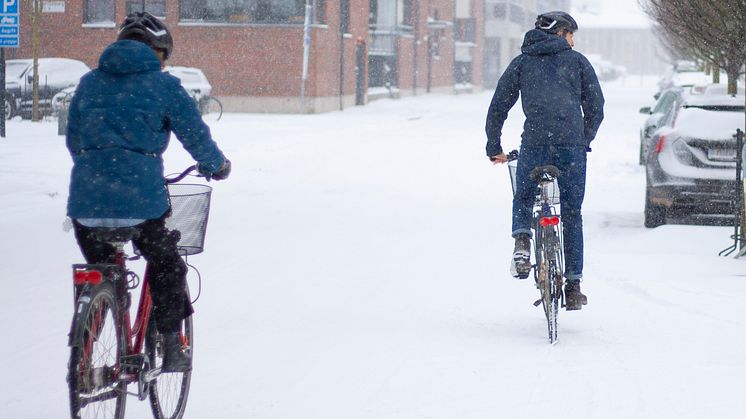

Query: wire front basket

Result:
[166,184,212,256]
[507,160,561,206]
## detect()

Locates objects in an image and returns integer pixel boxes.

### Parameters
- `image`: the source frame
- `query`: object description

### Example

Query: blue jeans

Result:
[512,145,587,280]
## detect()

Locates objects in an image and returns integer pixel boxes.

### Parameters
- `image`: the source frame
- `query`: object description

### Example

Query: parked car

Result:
[639,84,745,165]
[163,65,212,100]
[4,58,90,119]
[643,87,745,227]
[638,87,684,165]
[55,66,214,118]
[655,61,725,99]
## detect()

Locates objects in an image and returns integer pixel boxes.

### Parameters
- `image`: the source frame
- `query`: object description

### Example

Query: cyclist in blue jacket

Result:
[486,11,604,310]
[66,12,231,371]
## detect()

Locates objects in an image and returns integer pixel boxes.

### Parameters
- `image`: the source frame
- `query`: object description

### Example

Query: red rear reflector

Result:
[654,134,666,153]
[74,270,103,285]
[539,216,560,227]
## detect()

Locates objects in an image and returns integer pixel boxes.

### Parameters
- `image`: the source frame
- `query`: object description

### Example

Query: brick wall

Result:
[12,1,482,113]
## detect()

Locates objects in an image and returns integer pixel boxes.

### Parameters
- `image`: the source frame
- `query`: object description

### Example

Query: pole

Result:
[412,0,419,95]
[721,128,743,256]
[300,1,313,113]
[339,0,346,111]
[1,48,5,137]
[32,0,40,121]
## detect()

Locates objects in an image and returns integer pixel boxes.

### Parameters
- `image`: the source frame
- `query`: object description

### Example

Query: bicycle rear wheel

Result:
[68,282,127,419]
[147,293,193,419]
[536,226,561,344]
[200,96,223,121]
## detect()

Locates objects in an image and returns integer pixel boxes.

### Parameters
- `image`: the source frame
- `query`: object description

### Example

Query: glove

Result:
[197,159,231,181]
[212,159,231,181]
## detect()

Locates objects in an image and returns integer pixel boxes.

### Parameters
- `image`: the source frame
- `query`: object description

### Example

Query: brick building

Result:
[11,0,484,113]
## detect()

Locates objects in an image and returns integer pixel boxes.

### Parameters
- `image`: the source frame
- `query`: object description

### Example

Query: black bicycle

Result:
[67,166,211,418]
[507,150,565,344]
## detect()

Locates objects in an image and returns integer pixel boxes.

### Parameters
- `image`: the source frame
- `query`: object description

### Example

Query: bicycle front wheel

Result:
[68,282,127,419]
[147,298,193,418]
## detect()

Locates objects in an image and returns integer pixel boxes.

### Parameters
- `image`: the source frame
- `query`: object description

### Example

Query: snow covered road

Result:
[1,77,745,418]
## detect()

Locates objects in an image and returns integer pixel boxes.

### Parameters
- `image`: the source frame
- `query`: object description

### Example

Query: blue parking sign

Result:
[0,0,19,48]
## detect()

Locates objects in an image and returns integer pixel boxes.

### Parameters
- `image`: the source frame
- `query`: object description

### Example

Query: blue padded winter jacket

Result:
[485,29,605,156]
[66,40,226,220]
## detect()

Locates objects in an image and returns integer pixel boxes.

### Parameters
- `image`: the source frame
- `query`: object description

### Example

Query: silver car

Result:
[644,85,744,227]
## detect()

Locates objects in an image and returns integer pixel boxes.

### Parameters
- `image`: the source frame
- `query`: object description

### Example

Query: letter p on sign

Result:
[3,0,16,13]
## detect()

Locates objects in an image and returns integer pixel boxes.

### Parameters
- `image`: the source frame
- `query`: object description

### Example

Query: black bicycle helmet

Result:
[535,11,578,34]
[117,12,174,60]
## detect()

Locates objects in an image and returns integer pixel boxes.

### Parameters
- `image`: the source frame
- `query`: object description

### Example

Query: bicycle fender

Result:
[68,291,92,347]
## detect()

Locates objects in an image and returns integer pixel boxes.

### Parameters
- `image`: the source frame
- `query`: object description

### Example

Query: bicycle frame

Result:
[70,244,156,384]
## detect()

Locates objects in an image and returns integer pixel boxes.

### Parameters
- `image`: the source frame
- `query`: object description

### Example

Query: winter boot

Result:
[161,332,192,373]
[510,234,531,279]
[564,280,588,311]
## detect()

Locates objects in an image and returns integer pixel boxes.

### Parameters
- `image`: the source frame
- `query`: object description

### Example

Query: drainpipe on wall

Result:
[412,0,420,95]
[339,1,346,111]
[300,1,313,113]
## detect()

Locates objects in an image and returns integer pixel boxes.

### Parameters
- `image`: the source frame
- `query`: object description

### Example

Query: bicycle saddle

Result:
[530,165,560,182]
[90,227,140,243]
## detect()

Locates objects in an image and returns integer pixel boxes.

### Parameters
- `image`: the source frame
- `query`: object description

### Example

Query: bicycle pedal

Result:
[533,299,542,307]
[120,354,145,373]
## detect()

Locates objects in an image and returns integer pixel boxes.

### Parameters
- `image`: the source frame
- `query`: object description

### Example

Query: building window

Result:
[493,3,506,19]
[455,18,476,43]
[126,0,166,17]
[179,0,316,24]
[399,0,413,27]
[84,0,115,24]
[509,4,524,24]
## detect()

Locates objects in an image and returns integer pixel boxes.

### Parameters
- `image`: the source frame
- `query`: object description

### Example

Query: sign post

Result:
[0,0,20,137]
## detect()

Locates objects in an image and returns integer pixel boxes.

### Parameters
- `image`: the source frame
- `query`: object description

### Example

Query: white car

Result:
[5,58,90,119]
[163,66,212,99]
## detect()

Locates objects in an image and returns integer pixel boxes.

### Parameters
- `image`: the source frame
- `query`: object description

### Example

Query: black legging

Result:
[73,215,192,334]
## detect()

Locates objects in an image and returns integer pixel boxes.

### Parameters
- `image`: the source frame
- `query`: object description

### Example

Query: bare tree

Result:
[640,0,746,94]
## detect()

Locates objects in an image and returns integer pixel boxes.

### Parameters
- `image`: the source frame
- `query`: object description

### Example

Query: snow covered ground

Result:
[1,76,745,418]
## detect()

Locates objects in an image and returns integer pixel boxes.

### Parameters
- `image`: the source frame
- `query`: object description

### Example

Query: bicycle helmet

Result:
[535,11,578,34]
[117,12,174,60]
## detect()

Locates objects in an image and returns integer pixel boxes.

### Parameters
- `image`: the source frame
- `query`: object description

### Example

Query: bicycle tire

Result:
[201,96,223,121]
[68,282,127,419]
[536,225,561,344]
[147,288,193,419]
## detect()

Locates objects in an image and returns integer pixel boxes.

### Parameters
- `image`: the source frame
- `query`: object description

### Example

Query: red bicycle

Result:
[67,166,211,419]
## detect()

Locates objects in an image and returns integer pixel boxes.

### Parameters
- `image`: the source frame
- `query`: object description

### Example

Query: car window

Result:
[653,91,676,114]
[6,61,30,80]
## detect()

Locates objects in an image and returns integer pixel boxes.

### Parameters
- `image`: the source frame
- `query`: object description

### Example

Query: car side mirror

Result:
[639,106,652,115]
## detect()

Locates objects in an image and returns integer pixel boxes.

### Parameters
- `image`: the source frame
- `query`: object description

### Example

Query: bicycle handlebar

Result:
[165,165,198,184]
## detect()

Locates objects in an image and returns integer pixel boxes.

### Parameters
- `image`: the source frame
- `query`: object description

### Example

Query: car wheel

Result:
[4,98,13,120]
[644,187,666,228]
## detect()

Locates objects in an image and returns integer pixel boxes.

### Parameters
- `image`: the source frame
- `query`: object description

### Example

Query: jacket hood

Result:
[520,29,571,56]
[99,40,162,75]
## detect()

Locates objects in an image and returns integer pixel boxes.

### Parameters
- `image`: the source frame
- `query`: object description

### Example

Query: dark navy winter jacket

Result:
[485,29,605,156]
[66,40,226,220]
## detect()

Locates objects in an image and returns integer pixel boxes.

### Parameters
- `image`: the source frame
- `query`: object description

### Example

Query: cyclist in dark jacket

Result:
[486,11,604,310]
[66,12,231,371]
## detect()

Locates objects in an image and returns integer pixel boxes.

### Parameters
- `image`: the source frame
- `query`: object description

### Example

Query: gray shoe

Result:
[564,280,588,310]
[510,234,531,279]
[161,332,192,373]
